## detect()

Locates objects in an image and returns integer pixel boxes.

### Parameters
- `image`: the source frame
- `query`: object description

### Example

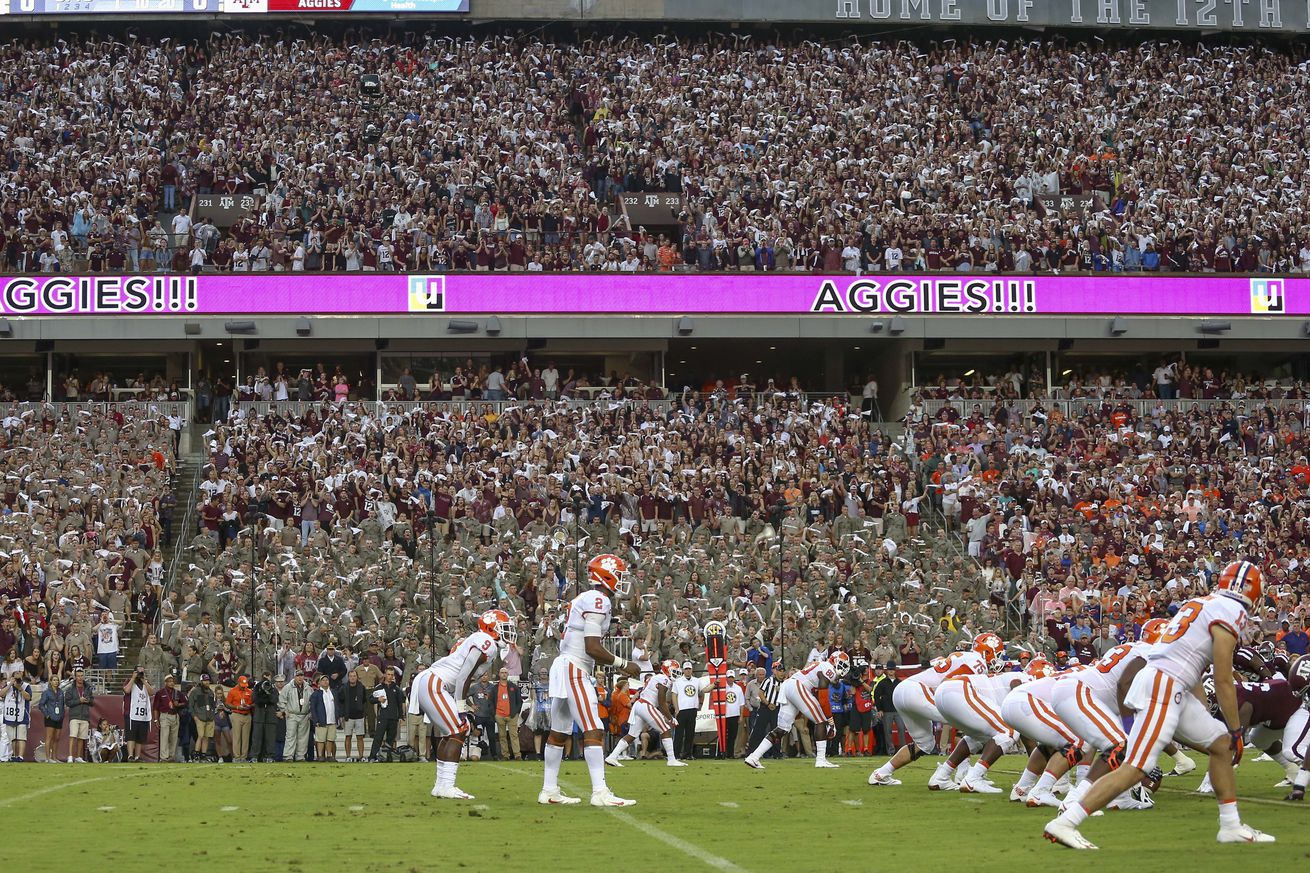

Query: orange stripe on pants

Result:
[569,664,597,731]
[427,675,459,734]
[1076,684,1125,745]
[962,682,1010,736]
[1126,673,1171,770]
[1031,696,1078,745]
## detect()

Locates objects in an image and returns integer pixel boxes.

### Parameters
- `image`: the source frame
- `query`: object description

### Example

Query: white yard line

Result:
[0,765,217,809]
[484,763,752,873]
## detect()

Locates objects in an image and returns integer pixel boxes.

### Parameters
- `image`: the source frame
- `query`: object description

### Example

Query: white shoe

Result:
[74,757,86,763]
[744,757,764,770]
[538,789,582,805]
[1196,774,1214,795]
[815,760,840,769]
[616,751,635,761]
[928,771,957,791]
[431,785,475,800]
[959,778,1002,794]
[1170,754,1197,776]
[1051,774,1072,796]
[1253,752,1274,763]
[1217,823,1276,844]
[1044,818,1099,850]
[1027,790,1062,809]
[67,756,74,763]
[868,771,902,786]
[666,759,688,767]
[1009,784,1029,802]
[590,790,636,807]
[604,756,623,768]
[1058,799,1103,817]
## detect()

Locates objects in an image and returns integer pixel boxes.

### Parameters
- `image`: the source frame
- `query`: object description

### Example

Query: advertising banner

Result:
[0,274,1300,317]
[220,0,467,11]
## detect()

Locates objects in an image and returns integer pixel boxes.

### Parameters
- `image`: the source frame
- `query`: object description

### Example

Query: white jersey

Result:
[636,672,671,709]
[906,650,987,691]
[1011,673,1059,703]
[1146,594,1249,688]
[1078,641,1149,697]
[791,658,840,692]
[559,587,614,672]
[432,630,496,693]
[987,671,1029,698]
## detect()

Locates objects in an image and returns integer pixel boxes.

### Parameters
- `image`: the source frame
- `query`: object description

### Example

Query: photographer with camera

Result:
[2,670,32,762]
[153,674,187,763]
[368,667,404,762]
[123,665,154,762]
[250,671,280,763]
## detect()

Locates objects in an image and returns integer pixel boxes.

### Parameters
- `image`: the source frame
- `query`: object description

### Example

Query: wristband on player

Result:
[612,657,628,670]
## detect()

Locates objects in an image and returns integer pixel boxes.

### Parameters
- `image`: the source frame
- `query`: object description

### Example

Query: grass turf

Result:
[0,754,1304,871]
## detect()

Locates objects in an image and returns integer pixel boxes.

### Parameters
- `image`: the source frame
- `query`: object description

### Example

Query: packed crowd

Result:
[0,403,178,760]
[3,30,1310,275]
[914,360,1310,402]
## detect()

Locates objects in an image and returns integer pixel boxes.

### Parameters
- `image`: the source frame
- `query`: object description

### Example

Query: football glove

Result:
[1228,728,1244,766]
[1285,786,1305,802]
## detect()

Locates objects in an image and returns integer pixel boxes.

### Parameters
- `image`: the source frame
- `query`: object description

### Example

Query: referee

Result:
[747,667,780,759]
[673,662,706,760]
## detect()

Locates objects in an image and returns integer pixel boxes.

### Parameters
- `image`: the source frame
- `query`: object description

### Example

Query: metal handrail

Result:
[1,400,190,417]
[158,460,201,639]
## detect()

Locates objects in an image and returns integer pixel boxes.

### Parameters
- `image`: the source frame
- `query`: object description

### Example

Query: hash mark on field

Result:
[961,798,984,805]
[839,799,862,807]
[220,806,240,812]
[718,801,739,808]
[97,806,115,812]
[348,805,365,812]
[472,804,490,811]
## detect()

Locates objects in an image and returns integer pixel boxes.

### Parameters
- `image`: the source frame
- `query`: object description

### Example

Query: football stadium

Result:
[1,0,1309,869]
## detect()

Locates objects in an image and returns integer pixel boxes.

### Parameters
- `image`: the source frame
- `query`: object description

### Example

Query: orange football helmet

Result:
[1215,560,1263,610]
[660,659,679,678]
[973,632,1004,662]
[1025,657,1054,679]
[1140,617,1168,644]
[478,609,518,645]
[588,553,631,596]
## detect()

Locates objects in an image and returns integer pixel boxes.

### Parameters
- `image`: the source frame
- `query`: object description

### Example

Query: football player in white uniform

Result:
[999,658,1085,806]
[933,660,1027,794]
[409,609,514,799]
[744,651,850,769]
[1045,560,1276,849]
[606,660,687,768]
[539,554,641,807]
[867,633,999,788]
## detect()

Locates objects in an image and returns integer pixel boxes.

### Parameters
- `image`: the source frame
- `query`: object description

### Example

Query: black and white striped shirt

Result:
[759,675,780,708]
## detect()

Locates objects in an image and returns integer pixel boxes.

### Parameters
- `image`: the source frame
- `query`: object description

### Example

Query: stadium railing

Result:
[917,397,1310,421]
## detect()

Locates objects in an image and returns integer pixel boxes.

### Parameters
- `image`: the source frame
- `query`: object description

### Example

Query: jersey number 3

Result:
[1159,601,1203,644]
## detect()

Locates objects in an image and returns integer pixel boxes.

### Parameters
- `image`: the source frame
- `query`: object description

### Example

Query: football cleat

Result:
[1284,786,1304,801]
[590,790,636,808]
[1043,819,1099,850]
[603,756,624,768]
[868,771,902,786]
[1169,754,1197,776]
[744,757,764,770]
[1216,824,1276,844]
[666,759,688,767]
[815,760,840,769]
[1196,773,1214,795]
[1026,790,1062,809]
[538,789,582,805]
[1009,784,1029,802]
[431,785,475,800]
[959,778,1003,794]
[927,772,957,791]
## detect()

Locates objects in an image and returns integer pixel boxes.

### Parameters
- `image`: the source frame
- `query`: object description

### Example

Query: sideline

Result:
[483,762,752,873]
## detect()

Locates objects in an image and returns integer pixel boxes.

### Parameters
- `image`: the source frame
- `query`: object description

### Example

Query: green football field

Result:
[1,754,1304,871]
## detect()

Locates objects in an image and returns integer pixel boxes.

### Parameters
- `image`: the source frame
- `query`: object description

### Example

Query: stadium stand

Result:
[2,31,1309,275]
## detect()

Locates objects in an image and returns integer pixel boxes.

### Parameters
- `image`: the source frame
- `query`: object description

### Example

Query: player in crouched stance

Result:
[744,651,851,769]
[867,633,998,788]
[1044,560,1276,850]
[606,660,687,768]
[540,554,641,807]
[410,609,516,800]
